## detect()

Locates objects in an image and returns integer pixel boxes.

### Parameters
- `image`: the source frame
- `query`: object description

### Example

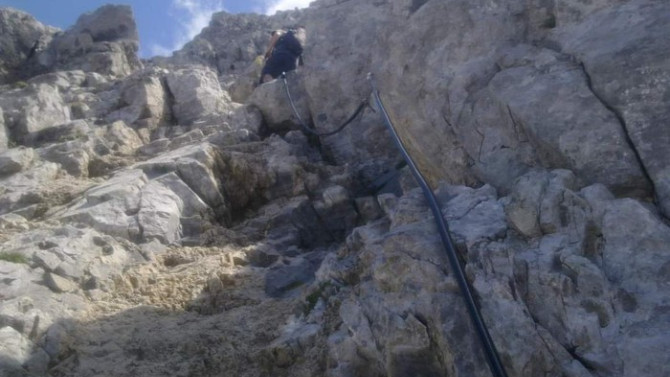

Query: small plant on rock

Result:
[303,281,334,316]
[12,80,28,89]
[0,252,29,264]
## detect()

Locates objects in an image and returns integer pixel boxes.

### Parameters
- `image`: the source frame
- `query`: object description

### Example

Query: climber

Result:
[259,26,305,84]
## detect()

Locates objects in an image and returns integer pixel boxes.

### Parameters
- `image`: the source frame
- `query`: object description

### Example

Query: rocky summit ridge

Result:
[0,1,669,376]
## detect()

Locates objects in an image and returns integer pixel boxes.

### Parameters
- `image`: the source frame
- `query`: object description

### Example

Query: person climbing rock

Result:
[259,26,306,84]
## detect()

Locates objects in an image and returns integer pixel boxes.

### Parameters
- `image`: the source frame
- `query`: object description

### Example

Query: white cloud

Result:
[151,0,226,56]
[149,44,175,57]
[264,0,312,15]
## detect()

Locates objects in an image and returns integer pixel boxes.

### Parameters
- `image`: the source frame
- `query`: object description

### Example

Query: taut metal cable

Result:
[367,73,509,377]
[281,72,369,137]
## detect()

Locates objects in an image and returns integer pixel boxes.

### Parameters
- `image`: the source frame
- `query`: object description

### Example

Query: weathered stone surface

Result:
[154,173,213,236]
[58,169,146,239]
[0,84,71,142]
[0,7,58,84]
[0,2,667,377]
[33,5,141,78]
[168,129,205,150]
[165,67,233,126]
[552,0,670,216]
[0,326,32,370]
[0,147,35,176]
[38,140,91,178]
[0,161,63,216]
[104,120,143,155]
[248,70,311,132]
[27,70,87,91]
[27,119,90,147]
[44,272,77,293]
[265,256,314,297]
[487,47,648,196]
[0,107,8,152]
[134,143,227,218]
[138,138,170,157]
[106,67,171,128]
[227,104,263,135]
[137,181,181,244]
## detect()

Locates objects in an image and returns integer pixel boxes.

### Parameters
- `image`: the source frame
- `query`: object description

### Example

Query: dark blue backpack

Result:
[276,30,303,58]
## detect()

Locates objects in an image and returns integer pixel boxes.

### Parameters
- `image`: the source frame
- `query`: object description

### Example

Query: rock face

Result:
[106,67,172,130]
[32,5,142,78]
[552,0,670,216]
[218,0,664,215]
[165,67,234,126]
[0,107,9,151]
[0,83,71,143]
[0,7,59,84]
[0,2,669,377]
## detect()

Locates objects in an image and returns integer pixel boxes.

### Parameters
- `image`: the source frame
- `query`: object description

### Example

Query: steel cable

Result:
[281,72,368,137]
[367,73,509,377]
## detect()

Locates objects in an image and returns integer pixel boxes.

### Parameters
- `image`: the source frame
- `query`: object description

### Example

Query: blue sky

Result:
[0,0,311,58]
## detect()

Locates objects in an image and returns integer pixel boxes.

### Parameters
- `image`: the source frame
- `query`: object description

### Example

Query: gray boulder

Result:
[0,7,58,84]
[57,143,226,244]
[165,67,234,126]
[486,48,648,196]
[103,120,144,155]
[0,326,32,371]
[248,70,311,133]
[32,5,141,78]
[133,143,227,218]
[0,161,63,217]
[27,70,87,91]
[57,169,146,240]
[137,180,183,244]
[0,147,35,177]
[0,107,7,151]
[553,0,670,216]
[38,140,91,178]
[291,0,668,214]
[106,67,171,130]
[0,84,71,143]
[27,119,90,147]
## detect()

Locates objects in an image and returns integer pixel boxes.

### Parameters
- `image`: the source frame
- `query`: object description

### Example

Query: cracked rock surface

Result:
[0,1,669,376]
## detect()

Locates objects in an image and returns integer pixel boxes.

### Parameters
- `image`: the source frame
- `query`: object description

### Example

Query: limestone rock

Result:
[106,67,171,129]
[0,83,71,143]
[0,161,63,217]
[0,326,32,370]
[33,5,142,78]
[265,251,327,297]
[227,104,263,135]
[488,48,648,197]
[137,180,184,245]
[553,0,670,217]
[44,272,77,293]
[27,119,90,147]
[0,7,58,84]
[138,138,170,157]
[27,70,87,91]
[165,67,233,126]
[134,143,227,218]
[0,107,8,152]
[248,70,311,133]
[0,147,35,177]
[0,2,667,377]
[104,120,143,155]
[58,169,146,239]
